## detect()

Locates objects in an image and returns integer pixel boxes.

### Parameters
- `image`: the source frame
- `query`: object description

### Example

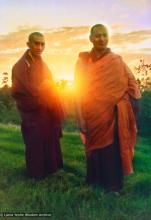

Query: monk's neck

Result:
[28,50,42,62]
[93,48,107,59]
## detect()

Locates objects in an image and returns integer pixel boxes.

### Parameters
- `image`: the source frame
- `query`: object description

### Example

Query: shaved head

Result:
[90,24,108,36]
[28,32,44,43]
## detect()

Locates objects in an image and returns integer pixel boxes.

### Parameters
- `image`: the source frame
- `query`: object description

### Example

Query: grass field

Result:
[0,123,151,220]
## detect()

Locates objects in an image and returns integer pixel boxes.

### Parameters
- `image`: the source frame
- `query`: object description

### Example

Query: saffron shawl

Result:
[75,51,141,175]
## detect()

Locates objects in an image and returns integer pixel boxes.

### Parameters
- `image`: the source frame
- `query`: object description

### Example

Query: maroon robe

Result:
[11,50,64,179]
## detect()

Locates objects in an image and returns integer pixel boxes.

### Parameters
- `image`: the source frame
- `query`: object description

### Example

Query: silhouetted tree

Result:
[134,59,151,91]
[0,72,9,88]
[134,60,151,136]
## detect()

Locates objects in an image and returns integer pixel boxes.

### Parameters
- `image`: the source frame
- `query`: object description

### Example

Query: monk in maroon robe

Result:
[11,32,64,179]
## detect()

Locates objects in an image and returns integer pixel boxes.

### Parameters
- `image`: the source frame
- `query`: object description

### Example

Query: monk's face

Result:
[90,26,109,51]
[27,36,45,57]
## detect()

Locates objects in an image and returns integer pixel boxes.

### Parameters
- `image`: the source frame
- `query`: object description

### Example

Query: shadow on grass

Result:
[63,162,85,177]
[132,176,151,198]
[0,135,22,144]
[0,144,24,155]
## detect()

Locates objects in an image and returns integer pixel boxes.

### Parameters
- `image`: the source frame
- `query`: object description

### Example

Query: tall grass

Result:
[0,123,151,220]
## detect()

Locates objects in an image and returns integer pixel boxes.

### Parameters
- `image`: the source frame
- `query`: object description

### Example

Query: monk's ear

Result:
[89,35,93,43]
[26,42,30,48]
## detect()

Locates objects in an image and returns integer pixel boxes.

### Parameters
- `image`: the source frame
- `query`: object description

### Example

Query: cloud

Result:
[110,29,151,45]
[111,23,129,31]
[1,25,150,55]
[121,0,151,10]
[0,25,151,82]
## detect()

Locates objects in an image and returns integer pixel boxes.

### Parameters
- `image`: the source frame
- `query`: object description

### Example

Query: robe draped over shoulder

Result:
[75,50,141,175]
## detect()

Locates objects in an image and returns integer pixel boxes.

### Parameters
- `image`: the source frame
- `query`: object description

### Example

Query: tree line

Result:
[0,60,151,136]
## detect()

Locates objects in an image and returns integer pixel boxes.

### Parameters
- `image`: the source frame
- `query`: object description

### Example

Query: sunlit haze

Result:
[0,0,151,85]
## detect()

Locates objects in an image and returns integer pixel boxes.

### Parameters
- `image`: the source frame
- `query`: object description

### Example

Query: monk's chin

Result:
[33,53,42,57]
[95,46,107,51]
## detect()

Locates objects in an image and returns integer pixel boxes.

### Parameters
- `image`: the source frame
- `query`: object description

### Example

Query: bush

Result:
[0,87,151,136]
[138,90,151,137]
[0,87,20,124]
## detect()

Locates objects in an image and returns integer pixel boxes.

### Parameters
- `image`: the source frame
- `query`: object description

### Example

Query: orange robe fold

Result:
[75,51,141,175]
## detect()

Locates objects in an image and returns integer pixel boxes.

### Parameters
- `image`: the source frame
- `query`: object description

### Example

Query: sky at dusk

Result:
[0,0,151,83]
